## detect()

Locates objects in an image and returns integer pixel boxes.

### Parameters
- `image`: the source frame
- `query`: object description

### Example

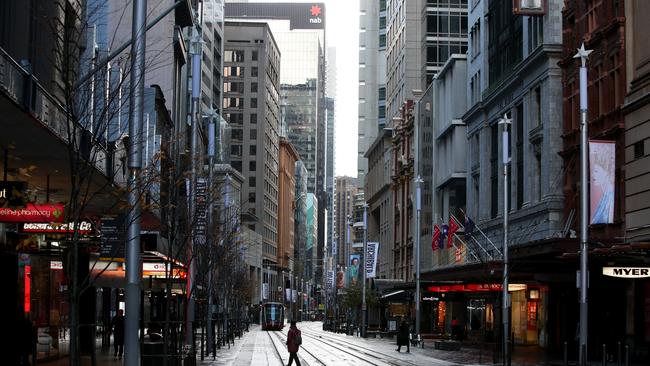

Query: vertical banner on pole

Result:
[365,242,379,278]
[589,140,615,224]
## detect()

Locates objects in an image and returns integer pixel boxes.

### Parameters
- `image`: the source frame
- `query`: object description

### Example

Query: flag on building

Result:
[448,217,460,248]
[440,224,449,250]
[431,225,441,251]
[464,214,475,239]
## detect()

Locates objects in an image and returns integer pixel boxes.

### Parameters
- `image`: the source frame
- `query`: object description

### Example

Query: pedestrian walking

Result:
[286,321,302,366]
[396,318,410,353]
[111,309,125,360]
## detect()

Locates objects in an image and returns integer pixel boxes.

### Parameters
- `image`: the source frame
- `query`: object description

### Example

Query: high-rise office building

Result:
[334,176,357,267]
[223,21,281,267]
[226,2,329,286]
[358,0,387,186]
[201,0,226,113]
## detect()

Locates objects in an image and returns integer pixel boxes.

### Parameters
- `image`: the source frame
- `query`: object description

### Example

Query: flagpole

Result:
[449,213,489,260]
[459,208,502,256]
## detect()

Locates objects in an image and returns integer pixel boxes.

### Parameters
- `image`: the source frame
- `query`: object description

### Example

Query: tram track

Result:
[269,329,327,366]
[300,328,422,366]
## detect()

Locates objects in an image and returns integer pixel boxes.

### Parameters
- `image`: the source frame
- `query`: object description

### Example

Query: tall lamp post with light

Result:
[361,203,368,337]
[574,42,592,366]
[499,113,512,366]
[414,176,423,338]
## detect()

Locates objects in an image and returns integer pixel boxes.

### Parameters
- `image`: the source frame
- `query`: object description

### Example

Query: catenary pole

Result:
[415,176,423,337]
[186,29,202,347]
[206,113,216,356]
[361,203,368,337]
[499,113,512,366]
[124,0,146,365]
[575,42,592,366]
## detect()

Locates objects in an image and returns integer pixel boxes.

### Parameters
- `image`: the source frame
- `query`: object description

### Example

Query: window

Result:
[231,128,243,141]
[491,124,499,218]
[224,50,244,62]
[516,104,524,209]
[535,152,542,201]
[231,160,242,172]
[488,0,523,85]
[379,34,386,48]
[250,113,257,124]
[252,50,258,61]
[378,86,386,101]
[251,67,258,77]
[250,98,257,108]
[251,82,258,93]
[586,0,598,34]
[634,140,645,159]
[224,81,244,93]
[249,177,256,187]
[532,86,541,127]
[250,145,257,155]
[470,21,481,59]
[224,66,244,77]
[224,113,243,124]
[230,144,242,157]
[249,161,257,171]
[250,129,257,140]
[223,97,243,109]
[527,15,543,53]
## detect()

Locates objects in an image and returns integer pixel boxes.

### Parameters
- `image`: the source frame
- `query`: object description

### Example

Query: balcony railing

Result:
[0,46,109,176]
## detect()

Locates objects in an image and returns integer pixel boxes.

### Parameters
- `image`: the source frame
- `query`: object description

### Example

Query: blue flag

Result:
[439,224,448,250]
[464,215,475,239]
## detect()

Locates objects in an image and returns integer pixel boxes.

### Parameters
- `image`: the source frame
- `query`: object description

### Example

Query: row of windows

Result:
[224,66,259,78]
[426,12,468,36]
[223,97,258,109]
[230,128,257,141]
[224,49,259,63]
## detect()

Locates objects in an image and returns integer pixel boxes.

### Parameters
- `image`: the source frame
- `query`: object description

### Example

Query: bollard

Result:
[617,341,621,366]
[564,341,568,366]
[624,345,629,366]
[603,344,607,366]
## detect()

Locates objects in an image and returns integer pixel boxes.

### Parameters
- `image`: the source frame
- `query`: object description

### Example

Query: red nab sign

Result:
[0,203,65,223]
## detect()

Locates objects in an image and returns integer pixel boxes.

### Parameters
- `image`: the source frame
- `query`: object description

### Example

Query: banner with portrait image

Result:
[589,140,615,224]
[346,254,361,287]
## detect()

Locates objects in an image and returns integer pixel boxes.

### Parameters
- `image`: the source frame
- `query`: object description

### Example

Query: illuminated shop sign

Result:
[602,267,650,278]
[22,221,94,234]
[0,203,65,223]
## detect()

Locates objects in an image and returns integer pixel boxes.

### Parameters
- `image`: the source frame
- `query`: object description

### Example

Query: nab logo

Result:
[309,4,322,24]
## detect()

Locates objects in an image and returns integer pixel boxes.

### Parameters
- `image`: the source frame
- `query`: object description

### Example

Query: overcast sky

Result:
[231,0,360,177]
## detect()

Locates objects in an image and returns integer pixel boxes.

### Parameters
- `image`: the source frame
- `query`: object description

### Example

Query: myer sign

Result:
[602,267,650,278]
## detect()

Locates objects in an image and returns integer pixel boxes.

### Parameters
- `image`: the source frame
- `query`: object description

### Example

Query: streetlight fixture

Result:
[414,176,423,337]
[412,89,424,343]
[499,113,512,366]
[574,42,592,366]
[361,202,368,337]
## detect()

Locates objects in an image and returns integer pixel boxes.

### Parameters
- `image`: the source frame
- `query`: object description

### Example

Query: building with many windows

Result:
[223,21,281,270]
[333,176,358,268]
[226,3,329,289]
[358,0,387,186]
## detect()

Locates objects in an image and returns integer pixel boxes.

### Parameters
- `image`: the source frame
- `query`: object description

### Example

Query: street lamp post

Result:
[124,1,146,364]
[574,43,592,366]
[499,113,512,366]
[361,203,368,337]
[415,176,423,337]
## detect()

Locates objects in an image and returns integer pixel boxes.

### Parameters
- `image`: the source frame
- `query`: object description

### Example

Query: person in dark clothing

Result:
[18,314,34,365]
[111,309,125,359]
[286,321,302,366]
[396,319,410,353]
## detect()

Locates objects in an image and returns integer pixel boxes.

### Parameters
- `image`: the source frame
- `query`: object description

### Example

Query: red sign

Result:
[310,5,321,16]
[0,203,65,223]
